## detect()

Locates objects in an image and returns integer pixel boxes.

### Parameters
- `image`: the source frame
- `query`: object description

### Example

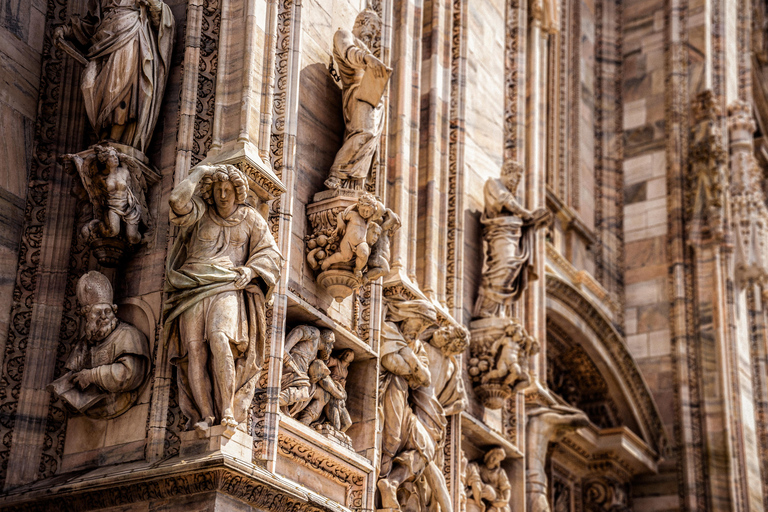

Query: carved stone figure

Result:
[300,348,355,433]
[526,404,590,512]
[63,144,158,265]
[468,319,539,408]
[306,192,400,301]
[377,297,453,512]
[280,325,335,415]
[465,447,511,512]
[163,164,283,435]
[459,452,469,512]
[325,9,391,191]
[54,0,175,153]
[474,161,549,319]
[48,271,150,419]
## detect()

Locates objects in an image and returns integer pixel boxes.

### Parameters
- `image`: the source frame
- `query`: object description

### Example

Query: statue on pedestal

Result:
[325,9,391,191]
[163,164,282,435]
[465,447,511,512]
[48,271,150,419]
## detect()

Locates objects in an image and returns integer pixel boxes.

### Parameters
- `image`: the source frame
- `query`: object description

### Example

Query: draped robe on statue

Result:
[163,197,282,429]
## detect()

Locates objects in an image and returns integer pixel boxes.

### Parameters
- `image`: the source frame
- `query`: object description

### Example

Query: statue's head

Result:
[352,9,381,46]
[318,329,336,360]
[386,299,437,341]
[431,324,470,356]
[484,446,506,468]
[77,271,118,343]
[500,160,523,194]
[94,145,120,171]
[200,164,249,214]
[337,348,355,364]
[357,193,379,220]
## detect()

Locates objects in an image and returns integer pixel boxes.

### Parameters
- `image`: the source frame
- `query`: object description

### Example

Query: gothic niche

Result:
[55,0,175,266]
[48,271,150,419]
[305,8,397,302]
[469,161,549,408]
[280,325,355,448]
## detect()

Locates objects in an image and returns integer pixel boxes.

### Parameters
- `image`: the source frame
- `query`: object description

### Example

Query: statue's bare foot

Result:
[324,177,341,189]
[221,415,238,429]
[377,479,399,510]
[194,416,215,438]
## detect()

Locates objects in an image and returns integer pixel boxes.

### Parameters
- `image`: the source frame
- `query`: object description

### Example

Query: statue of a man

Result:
[54,0,175,153]
[474,161,549,318]
[324,9,391,190]
[49,271,150,419]
[164,164,283,434]
[466,447,511,512]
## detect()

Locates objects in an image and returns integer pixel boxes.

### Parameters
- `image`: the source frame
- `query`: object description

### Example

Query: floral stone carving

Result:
[63,144,159,266]
[280,325,354,448]
[306,191,400,301]
[48,271,150,419]
[163,164,283,436]
[465,447,511,512]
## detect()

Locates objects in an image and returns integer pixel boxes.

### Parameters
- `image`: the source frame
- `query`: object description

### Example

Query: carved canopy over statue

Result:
[54,0,175,153]
[48,271,150,419]
[163,164,283,435]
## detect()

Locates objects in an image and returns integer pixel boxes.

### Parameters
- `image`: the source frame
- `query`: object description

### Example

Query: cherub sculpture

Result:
[481,322,526,386]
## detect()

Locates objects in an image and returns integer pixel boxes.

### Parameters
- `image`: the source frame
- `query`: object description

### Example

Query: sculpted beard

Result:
[85,311,118,342]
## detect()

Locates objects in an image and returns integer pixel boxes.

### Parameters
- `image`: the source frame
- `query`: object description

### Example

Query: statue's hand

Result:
[364,54,389,78]
[53,25,71,46]
[72,369,93,390]
[234,267,254,289]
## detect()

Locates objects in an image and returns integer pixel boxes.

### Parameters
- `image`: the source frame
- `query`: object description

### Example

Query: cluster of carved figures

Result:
[43,4,588,512]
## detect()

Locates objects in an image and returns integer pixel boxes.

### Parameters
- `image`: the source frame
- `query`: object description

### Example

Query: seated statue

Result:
[48,271,150,419]
[466,447,511,512]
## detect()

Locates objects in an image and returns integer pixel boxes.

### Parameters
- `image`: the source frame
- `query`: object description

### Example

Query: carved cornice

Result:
[546,274,667,456]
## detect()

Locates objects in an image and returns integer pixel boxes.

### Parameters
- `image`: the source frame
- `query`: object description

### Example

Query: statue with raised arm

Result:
[324,9,391,191]
[54,0,175,153]
[49,271,150,419]
[474,161,549,319]
[163,164,282,435]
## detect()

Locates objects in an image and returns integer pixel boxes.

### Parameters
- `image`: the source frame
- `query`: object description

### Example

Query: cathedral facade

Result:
[0,0,765,510]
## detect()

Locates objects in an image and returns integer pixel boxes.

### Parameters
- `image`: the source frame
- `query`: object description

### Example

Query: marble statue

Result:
[279,325,336,416]
[163,164,283,434]
[377,297,453,512]
[426,324,470,416]
[65,144,153,248]
[465,447,511,512]
[54,0,175,153]
[298,349,355,433]
[48,271,150,419]
[474,161,549,319]
[526,403,590,512]
[364,206,401,282]
[324,9,391,191]
[459,452,469,512]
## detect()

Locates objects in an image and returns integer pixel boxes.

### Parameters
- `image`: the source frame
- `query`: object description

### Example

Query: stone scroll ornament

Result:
[48,271,150,419]
[469,161,549,409]
[279,325,355,448]
[163,164,283,436]
[465,447,511,512]
[306,193,400,301]
[55,0,174,265]
[377,297,454,512]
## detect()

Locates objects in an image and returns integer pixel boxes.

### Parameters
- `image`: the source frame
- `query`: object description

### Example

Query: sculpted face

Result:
[213,180,237,217]
[84,303,117,342]
[353,14,378,46]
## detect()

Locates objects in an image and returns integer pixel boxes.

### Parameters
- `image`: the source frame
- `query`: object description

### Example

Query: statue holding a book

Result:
[325,9,392,191]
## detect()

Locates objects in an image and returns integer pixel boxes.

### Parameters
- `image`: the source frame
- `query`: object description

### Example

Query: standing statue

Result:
[48,271,150,419]
[474,161,549,319]
[163,164,283,435]
[526,403,590,512]
[377,298,453,512]
[54,0,175,153]
[324,9,392,190]
[465,447,511,512]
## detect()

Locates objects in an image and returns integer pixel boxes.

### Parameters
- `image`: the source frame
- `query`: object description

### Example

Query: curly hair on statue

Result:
[199,164,249,205]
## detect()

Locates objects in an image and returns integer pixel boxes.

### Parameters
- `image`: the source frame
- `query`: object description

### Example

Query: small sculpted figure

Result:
[49,271,150,419]
[316,349,355,432]
[321,193,386,278]
[526,403,590,512]
[466,447,511,512]
[481,322,525,386]
[164,164,283,434]
[474,161,549,318]
[325,9,391,190]
[364,207,401,283]
[54,0,175,152]
[280,325,335,416]
[378,297,453,512]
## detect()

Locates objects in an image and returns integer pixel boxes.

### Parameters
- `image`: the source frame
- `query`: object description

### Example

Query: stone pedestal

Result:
[179,425,254,464]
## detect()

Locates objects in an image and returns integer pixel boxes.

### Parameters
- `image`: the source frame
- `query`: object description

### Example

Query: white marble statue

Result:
[324,9,391,190]
[466,447,511,512]
[377,297,453,512]
[279,325,335,416]
[163,164,282,434]
[474,161,549,319]
[54,0,175,153]
[48,271,150,419]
